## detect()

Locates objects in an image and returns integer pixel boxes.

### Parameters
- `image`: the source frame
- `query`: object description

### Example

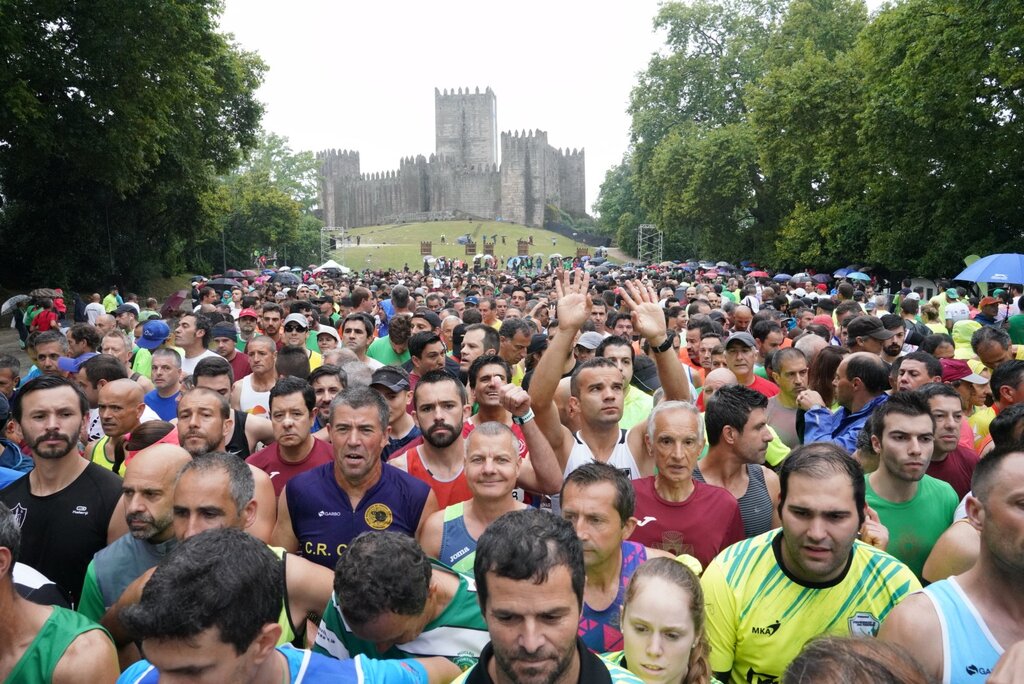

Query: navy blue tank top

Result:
[284,463,432,570]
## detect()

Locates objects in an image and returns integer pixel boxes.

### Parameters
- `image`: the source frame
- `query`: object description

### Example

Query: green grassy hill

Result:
[328,221,600,271]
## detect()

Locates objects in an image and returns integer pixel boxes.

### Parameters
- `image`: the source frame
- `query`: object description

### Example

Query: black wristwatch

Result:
[652,336,673,354]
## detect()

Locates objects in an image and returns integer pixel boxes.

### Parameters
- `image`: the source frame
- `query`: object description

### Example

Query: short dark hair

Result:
[67,323,101,351]
[991,360,1024,400]
[463,324,499,355]
[187,313,213,345]
[596,335,635,363]
[474,509,585,610]
[0,354,21,377]
[569,357,621,398]
[12,375,88,423]
[899,351,943,380]
[261,302,284,317]
[329,386,389,430]
[308,364,347,391]
[751,319,783,343]
[916,382,960,403]
[467,354,512,389]
[987,404,1024,450]
[121,528,281,654]
[844,353,890,393]
[498,317,533,341]
[275,345,310,380]
[561,462,635,523]
[705,384,768,447]
[334,532,432,626]
[34,330,67,351]
[920,333,954,355]
[180,387,231,420]
[193,356,234,384]
[342,313,373,337]
[870,392,933,441]
[412,369,467,408]
[81,353,129,385]
[387,314,412,346]
[408,331,441,359]
[269,376,315,412]
[972,446,1024,503]
[779,442,866,527]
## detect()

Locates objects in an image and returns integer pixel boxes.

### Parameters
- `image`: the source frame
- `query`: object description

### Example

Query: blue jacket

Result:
[804,393,889,454]
[0,438,33,474]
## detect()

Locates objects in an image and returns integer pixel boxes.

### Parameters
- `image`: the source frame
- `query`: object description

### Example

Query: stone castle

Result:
[317,87,585,229]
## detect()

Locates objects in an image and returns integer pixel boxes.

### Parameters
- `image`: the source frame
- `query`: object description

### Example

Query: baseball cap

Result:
[113,304,136,317]
[945,288,959,299]
[138,320,171,350]
[283,313,308,329]
[979,296,1001,308]
[211,324,238,341]
[940,358,988,384]
[316,326,341,344]
[370,366,410,392]
[847,316,896,340]
[528,333,549,355]
[238,308,259,319]
[576,331,605,350]
[464,296,479,305]
[57,352,98,374]
[725,332,757,349]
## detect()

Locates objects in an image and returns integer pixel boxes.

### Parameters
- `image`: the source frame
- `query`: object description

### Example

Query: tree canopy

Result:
[0,0,266,289]
[599,0,1024,276]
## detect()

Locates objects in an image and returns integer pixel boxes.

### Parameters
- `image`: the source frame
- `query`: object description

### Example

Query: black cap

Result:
[847,315,896,340]
[370,366,410,392]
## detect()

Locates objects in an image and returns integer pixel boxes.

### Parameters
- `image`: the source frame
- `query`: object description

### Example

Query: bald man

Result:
[85,378,147,471]
[77,444,192,622]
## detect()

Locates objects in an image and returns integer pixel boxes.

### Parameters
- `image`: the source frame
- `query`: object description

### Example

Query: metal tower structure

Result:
[636,224,663,264]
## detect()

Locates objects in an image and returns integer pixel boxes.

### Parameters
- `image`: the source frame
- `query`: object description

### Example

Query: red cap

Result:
[238,308,259,319]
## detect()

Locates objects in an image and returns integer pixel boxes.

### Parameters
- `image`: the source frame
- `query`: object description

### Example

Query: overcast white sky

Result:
[219,1,885,214]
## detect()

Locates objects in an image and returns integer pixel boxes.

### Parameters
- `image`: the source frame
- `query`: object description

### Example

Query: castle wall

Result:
[318,90,584,229]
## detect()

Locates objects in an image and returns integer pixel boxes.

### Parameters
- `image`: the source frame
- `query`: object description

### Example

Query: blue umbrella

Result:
[812,274,831,283]
[848,271,871,282]
[954,253,1024,284]
[773,273,793,282]
[833,268,851,277]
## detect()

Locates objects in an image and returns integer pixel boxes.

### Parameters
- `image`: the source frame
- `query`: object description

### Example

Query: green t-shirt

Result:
[367,336,410,366]
[313,563,488,669]
[865,474,958,579]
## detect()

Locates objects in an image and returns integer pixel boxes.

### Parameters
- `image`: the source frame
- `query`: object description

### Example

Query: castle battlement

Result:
[319,89,584,229]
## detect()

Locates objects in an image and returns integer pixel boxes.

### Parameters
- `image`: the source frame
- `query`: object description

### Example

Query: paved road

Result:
[0,319,32,368]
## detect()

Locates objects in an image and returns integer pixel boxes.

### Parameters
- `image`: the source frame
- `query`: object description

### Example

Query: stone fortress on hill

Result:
[317,87,586,229]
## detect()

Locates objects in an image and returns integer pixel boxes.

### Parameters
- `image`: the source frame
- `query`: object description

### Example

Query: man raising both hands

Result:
[528,271,691,486]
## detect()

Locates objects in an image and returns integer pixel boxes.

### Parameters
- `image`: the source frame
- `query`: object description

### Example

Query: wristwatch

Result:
[651,336,673,354]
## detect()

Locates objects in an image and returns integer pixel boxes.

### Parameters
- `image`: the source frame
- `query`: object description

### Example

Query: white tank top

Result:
[239,374,271,415]
[564,429,641,480]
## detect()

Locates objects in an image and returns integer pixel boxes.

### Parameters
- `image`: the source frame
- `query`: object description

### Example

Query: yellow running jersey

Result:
[702,530,920,684]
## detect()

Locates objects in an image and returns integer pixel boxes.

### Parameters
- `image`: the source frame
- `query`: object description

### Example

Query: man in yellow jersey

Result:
[701,443,919,684]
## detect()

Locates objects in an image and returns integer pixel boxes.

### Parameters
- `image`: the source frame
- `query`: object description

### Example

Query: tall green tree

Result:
[0,0,265,289]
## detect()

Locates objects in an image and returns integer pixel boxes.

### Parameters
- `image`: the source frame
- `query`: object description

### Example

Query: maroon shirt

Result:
[246,438,334,496]
[927,445,980,500]
[630,476,745,569]
[226,350,252,382]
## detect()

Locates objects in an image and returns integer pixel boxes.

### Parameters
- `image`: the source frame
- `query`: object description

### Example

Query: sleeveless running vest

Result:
[563,430,641,480]
[693,463,774,538]
[407,447,473,508]
[238,374,271,415]
[226,409,250,458]
[439,502,477,574]
[88,436,115,471]
[3,606,109,683]
[578,541,648,653]
[921,576,1004,683]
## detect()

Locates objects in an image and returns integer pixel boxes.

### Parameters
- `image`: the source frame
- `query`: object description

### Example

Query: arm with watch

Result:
[499,383,563,495]
[619,279,691,403]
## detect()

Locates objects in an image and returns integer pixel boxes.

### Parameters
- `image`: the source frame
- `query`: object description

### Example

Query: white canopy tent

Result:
[313,259,351,274]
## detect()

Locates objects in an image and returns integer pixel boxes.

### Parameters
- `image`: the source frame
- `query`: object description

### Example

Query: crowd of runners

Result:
[1,263,1022,683]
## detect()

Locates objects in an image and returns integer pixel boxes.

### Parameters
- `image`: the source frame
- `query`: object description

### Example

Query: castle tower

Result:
[434,86,497,167]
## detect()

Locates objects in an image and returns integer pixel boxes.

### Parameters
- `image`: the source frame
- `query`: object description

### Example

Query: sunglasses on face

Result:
[284,324,307,332]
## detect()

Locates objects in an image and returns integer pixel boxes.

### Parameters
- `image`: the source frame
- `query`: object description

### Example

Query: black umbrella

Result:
[29,287,59,299]
[207,277,241,291]
[224,269,244,278]
[271,272,301,286]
